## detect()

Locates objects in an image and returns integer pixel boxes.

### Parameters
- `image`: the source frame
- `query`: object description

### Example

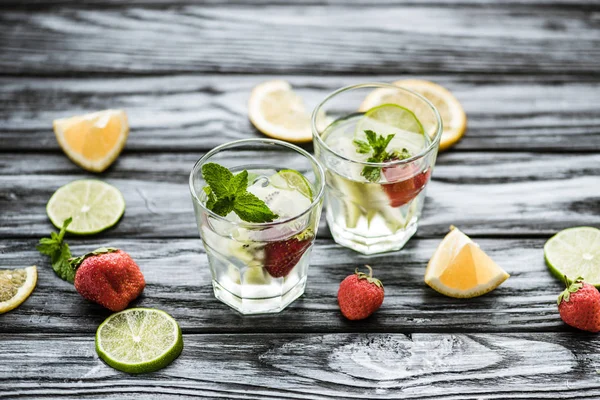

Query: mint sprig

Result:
[36,217,76,282]
[201,163,279,223]
[353,130,411,182]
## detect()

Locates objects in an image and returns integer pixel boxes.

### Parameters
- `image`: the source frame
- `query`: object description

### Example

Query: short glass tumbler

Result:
[312,83,442,254]
[189,139,325,314]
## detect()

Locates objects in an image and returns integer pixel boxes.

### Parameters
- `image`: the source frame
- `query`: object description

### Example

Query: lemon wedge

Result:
[425,227,509,298]
[248,80,313,143]
[0,266,37,314]
[53,109,129,172]
[360,80,466,151]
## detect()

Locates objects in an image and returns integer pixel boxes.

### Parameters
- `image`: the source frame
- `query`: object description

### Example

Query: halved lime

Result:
[545,227,600,286]
[96,308,183,374]
[271,169,313,201]
[356,103,425,137]
[46,180,125,235]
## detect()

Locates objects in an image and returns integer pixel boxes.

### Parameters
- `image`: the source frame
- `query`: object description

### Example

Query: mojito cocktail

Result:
[312,83,442,254]
[189,139,324,314]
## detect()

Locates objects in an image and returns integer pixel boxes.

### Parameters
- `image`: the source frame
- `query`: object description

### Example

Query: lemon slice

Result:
[248,80,314,143]
[360,80,466,151]
[53,109,129,172]
[425,227,509,298]
[0,266,37,314]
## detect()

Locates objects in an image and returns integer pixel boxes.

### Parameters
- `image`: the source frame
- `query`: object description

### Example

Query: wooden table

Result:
[1,1,599,398]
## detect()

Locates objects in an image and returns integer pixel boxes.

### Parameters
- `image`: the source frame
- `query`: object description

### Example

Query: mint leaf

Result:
[202,163,232,198]
[354,130,412,183]
[230,170,248,195]
[233,192,279,223]
[353,139,371,154]
[203,186,217,209]
[36,217,76,283]
[212,197,235,217]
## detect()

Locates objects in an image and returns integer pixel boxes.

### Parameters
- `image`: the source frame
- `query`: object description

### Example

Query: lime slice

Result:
[357,103,425,137]
[95,308,183,374]
[270,169,313,201]
[46,179,125,235]
[545,227,600,286]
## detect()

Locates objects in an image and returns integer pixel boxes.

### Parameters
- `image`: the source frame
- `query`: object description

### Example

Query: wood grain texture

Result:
[1,151,598,239]
[1,332,600,399]
[0,237,573,334]
[1,75,600,152]
[1,5,599,75]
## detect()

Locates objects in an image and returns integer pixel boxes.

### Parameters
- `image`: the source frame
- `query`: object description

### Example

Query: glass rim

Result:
[310,82,443,167]
[189,138,325,228]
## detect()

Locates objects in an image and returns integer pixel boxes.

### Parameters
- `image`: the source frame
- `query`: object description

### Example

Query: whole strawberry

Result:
[338,265,384,320]
[557,276,600,333]
[72,248,145,312]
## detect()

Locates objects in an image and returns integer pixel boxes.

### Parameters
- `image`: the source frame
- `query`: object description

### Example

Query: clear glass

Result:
[312,83,442,254]
[189,139,325,314]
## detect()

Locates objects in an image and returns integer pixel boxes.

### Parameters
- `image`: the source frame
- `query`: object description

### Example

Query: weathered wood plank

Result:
[0,6,598,75]
[0,237,575,333]
[1,332,600,399]
[0,152,598,239]
[1,75,599,152]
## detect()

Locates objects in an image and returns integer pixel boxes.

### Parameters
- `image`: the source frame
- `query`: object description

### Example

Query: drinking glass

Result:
[312,83,442,254]
[189,139,325,314]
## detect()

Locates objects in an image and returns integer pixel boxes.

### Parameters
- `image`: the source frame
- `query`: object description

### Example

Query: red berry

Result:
[382,163,431,207]
[338,265,384,320]
[264,236,312,278]
[557,276,600,333]
[74,249,145,312]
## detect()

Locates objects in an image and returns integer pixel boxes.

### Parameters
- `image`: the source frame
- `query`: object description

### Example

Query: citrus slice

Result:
[96,308,183,374]
[544,227,600,287]
[357,103,424,136]
[425,226,509,298]
[270,169,313,201]
[53,109,129,173]
[0,266,37,314]
[360,80,466,151]
[46,179,125,235]
[249,80,314,143]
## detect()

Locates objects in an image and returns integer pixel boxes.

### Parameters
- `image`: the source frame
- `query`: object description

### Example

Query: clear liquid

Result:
[194,167,318,314]
[321,114,432,254]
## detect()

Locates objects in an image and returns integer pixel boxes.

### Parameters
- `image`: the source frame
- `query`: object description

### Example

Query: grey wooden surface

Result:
[1,1,600,399]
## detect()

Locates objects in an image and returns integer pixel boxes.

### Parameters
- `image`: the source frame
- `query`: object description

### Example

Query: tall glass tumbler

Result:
[312,83,442,254]
[189,139,325,314]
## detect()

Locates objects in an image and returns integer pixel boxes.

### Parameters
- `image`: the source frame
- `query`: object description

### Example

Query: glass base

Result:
[213,275,307,315]
[328,215,418,255]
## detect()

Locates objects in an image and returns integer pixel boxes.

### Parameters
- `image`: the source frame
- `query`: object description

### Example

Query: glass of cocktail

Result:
[189,138,325,314]
[312,83,442,254]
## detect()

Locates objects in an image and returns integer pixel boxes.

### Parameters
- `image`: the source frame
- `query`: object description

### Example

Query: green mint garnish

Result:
[36,217,76,282]
[353,130,411,182]
[201,163,279,223]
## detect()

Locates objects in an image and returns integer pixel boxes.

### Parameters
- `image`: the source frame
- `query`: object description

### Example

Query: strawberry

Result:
[557,276,600,333]
[264,231,313,278]
[72,248,145,312]
[382,162,431,207]
[338,265,384,320]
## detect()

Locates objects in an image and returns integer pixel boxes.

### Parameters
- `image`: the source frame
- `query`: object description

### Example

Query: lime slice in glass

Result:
[357,103,425,136]
[95,308,183,374]
[46,179,125,235]
[270,169,313,201]
[544,227,600,286]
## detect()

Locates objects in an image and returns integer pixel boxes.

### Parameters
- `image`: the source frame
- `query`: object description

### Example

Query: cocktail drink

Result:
[312,83,442,254]
[189,139,324,314]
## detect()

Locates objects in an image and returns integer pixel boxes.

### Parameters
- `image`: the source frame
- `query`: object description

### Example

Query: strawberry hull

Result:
[382,164,431,207]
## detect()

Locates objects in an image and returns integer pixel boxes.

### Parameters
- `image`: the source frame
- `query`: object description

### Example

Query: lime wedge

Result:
[46,180,125,235]
[270,169,313,201]
[95,308,183,374]
[357,103,425,137]
[544,227,600,286]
